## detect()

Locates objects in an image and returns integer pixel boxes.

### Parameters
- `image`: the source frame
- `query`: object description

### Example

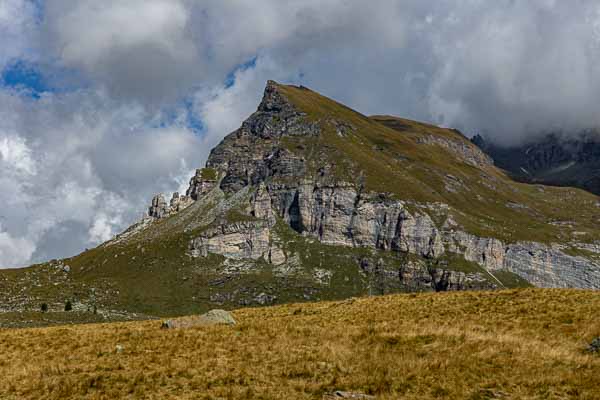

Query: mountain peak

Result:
[258,80,294,113]
[3,81,600,327]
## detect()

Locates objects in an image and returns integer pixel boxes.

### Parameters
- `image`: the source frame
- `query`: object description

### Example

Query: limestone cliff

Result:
[147,80,600,291]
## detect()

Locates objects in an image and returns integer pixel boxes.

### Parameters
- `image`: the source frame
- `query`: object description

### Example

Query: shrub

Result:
[40,303,48,313]
[64,300,73,312]
[588,337,600,354]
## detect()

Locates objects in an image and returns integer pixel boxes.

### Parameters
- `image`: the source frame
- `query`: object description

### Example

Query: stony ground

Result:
[0,288,599,399]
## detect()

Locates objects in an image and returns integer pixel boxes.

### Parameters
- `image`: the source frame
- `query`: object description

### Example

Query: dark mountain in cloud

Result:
[473,132,600,195]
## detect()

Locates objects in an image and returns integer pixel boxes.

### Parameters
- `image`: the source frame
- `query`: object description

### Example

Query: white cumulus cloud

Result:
[42,0,202,106]
[0,0,36,68]
[0,223,36,268]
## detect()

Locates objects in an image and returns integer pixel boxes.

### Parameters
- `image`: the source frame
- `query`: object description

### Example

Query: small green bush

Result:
[40,303,48,313]
[64,300,72,312]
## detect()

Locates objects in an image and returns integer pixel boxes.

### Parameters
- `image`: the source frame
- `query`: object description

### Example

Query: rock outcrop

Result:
[148,192,193,219]
[188,82,600,290]
[188,221,273,260]
[148,194,168,219]
[418,133,494,168]
[186,168,218,200]
[206,80,318,194]
[170,192,193,213]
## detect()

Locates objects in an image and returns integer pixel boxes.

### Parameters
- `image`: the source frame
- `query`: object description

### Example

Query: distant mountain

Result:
[2,81,600,327]
[472,133,600,195]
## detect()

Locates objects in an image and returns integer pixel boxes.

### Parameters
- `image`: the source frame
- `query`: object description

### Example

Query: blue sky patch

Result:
[224,56,257,88]
[1,60,50,98]
[151,98,205,135]
[184,98,204,134]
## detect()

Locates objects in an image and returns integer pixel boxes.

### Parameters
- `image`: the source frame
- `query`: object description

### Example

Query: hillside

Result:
[2,81,600,327]
[0,289,599,399]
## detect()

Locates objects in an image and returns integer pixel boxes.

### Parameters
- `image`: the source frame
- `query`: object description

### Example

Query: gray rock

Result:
[587,337,600,354]
[206,81,319,194]
[148,194,168,218]
[188,221,272,260]
[169,191,193,213]
[418,133,493,168]
[330,119,356,137]
[254,292,277,305]
[161,309,236,329]
[253,182,275,224]
[268,244,286,265]
[186,168,217,200]
[502,242,600,288]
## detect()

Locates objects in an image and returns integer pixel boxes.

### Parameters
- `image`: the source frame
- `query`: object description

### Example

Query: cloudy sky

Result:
[1,0,600,267]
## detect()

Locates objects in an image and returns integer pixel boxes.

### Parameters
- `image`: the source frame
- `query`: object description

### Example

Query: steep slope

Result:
[2,81,600,326]
[473,133,600,195]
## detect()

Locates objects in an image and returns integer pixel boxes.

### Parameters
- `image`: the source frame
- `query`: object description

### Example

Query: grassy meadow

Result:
[0,288,599,399]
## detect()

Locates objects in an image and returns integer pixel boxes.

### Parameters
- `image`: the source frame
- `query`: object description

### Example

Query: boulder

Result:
[161,309,236,329]
[587,337,600,354]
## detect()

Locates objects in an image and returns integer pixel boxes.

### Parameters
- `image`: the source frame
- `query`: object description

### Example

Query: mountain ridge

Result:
[1,80,600,327]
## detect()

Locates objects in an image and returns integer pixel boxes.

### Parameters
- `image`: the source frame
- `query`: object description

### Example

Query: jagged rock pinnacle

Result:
[257,80,292,113]
[148,194,168,218]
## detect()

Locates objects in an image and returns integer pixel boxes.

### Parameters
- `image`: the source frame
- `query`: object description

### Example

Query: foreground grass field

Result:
[0,289,599,399]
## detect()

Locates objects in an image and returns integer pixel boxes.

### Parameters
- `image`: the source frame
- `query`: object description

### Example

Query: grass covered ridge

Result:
[275,82,600,246]
[0,289,598,399]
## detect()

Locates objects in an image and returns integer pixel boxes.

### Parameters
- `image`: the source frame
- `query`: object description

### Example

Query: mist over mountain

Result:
[473,131,600,195]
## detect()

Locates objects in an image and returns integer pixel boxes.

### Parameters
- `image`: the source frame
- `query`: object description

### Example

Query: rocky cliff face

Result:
[145,81,600,291]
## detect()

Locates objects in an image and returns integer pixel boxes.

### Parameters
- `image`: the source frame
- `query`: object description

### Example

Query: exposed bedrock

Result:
[181,81,600,290]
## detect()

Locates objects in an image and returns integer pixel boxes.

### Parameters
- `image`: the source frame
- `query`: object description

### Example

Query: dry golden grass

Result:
[0,289,599,399]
